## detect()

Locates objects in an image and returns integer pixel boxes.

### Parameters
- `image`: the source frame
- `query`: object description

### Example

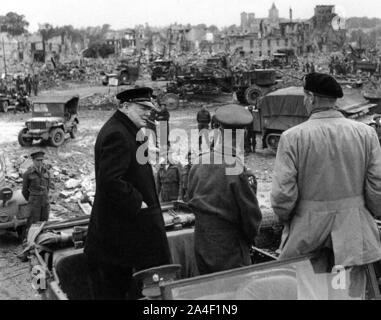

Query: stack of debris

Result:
[2,147,96,221]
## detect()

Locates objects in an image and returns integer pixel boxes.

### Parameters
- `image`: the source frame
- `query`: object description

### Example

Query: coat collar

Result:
[113,110,140,137]
[309,109,345,120]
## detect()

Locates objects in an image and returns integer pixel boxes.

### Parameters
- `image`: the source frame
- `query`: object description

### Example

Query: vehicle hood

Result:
[27,117,64,122]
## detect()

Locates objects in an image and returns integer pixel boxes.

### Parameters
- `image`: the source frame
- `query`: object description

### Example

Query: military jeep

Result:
[18,96,79,148]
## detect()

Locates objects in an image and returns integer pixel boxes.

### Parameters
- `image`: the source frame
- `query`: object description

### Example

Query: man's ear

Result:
[310,95,316,105]
[119,102,129,111]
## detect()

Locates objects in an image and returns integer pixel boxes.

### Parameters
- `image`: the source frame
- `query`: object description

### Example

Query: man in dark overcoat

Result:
[84,87,171,300]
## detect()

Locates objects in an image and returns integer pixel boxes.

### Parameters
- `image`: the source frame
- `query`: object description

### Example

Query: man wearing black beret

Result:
[271,73,381,299]
[84,87,171,300]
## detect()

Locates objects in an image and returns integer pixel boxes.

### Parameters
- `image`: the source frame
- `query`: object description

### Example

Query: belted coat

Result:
[271,110,381,267]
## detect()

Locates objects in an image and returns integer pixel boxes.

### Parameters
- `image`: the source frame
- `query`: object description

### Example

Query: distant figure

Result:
[244,106,256,154]
[21,151,51,241]
[310,62,315,73]
[32,74,39,96]
[16,76,23,92]
[0,79,7,94]
[305,62,310,73]
[146,109,158,149]
[156,104,170,153]
[180,151,193,202]
[156,157,182,203]
[197,106,211,151]
[25,74,32,96]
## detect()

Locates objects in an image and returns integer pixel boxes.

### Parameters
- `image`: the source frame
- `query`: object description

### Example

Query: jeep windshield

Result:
[32,103,65,117]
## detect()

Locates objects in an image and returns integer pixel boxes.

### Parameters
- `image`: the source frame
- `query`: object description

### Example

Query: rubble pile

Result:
[275,69,305,89]
[2,143,96,221]
[38,59,109,90]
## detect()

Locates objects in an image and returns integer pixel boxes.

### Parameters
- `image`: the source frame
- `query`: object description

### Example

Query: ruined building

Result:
[310,5,347,52]
[0,31,86,74]
[224,3,297,58]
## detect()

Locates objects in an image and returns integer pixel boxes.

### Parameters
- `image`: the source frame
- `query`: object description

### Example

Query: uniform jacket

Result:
[188,150,262,245]
[181,164,192,189]
[22,165,50,202]
[188,150,262,274]
[180,164,192,201]
[197,110,211,130]
[156,163,182,202]
[84,110,170,269]
[271,110,381,267]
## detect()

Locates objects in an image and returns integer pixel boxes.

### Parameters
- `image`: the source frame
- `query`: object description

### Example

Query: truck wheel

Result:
[1,101,9,112]
[265,133,281,152]
[70,124,78,139]
[244,86,262,106]
[18,128,33,147]
[49,128,65,147]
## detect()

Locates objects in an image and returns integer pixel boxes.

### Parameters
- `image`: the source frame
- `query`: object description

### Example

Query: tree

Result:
[207,25,219,33]
[1,12,29,36]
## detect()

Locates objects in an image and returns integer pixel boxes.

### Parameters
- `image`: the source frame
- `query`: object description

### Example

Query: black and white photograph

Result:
[0,0,381,303]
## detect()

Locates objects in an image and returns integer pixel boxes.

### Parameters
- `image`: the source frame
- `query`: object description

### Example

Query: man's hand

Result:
[141,202,148,209]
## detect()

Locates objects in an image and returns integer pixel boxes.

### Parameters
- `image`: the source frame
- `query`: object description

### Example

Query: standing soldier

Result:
[32,74,39,96]
[156,156,182,203]
[244,106,256,154]
[197,106,211,151]
[15,75,23,93]
[25,74,32,96]
[146,109,158,149]
[156,104,170,153]
[180,151,193,202]
[21,151,51,240]
[188,105,262,275]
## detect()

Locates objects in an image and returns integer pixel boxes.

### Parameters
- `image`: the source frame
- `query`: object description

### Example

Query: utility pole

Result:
[2,37,7,75]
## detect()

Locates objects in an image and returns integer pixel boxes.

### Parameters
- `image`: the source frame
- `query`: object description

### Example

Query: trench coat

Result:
[84,110,171,270]
[271,110,381,267]
[188,150,262,275]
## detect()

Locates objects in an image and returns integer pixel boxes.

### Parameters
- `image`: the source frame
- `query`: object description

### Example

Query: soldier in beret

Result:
[21,151,51,240]
[271,73,381,299]
[84,87,171,300]
[187,105,262,275]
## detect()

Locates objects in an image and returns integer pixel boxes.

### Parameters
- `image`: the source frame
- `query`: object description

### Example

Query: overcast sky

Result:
[2,0,381,32]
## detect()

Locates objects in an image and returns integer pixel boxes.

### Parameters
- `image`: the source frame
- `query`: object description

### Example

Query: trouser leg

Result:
[40,203,50,222]
[87,261,136,300]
